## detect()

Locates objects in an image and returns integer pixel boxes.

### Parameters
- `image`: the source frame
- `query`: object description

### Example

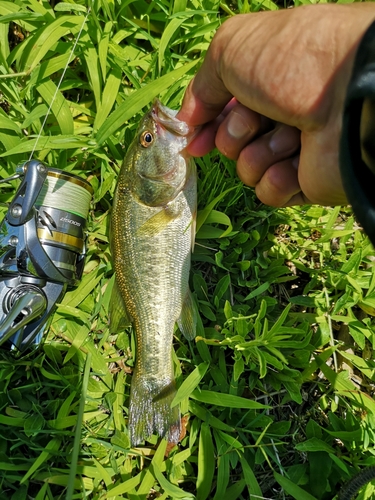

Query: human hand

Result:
[178,4,375,207]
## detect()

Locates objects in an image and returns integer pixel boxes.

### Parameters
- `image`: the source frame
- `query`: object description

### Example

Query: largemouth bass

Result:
[110,100,197,446]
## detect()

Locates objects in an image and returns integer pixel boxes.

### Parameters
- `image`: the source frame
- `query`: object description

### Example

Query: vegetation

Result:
[1,0,375,499]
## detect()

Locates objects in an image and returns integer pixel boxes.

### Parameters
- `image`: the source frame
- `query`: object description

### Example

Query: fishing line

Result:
[28,7,91,161]
[0,173,21,184]
[36,170,92,219]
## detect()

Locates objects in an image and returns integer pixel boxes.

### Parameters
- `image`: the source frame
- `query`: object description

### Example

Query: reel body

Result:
[0,160,93,353]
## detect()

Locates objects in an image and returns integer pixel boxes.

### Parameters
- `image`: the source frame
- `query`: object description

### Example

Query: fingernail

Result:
[227,111,252,139]
[269,127,298,154]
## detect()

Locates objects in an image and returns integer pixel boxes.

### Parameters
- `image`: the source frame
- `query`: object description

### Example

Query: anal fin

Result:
[177,288,197,341]
[109,277,131,333]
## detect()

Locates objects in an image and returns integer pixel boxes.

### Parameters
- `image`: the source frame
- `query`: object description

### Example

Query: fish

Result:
[110,99,197,446]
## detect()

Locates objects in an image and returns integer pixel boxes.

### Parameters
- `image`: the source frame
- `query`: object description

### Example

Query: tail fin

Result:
[128,369,181,446]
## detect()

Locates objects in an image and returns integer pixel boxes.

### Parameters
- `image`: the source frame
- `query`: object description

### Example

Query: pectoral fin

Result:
[177,288,197,341]
[109,278,131,333]
[137,206,179,238]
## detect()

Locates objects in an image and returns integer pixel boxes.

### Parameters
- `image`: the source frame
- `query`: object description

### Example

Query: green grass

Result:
[1,0,375,499]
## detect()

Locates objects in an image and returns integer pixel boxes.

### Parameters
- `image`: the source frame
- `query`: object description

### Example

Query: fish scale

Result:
[110,100,197,446]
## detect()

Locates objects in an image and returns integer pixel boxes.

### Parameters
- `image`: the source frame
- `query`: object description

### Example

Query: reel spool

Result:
[35,168,92,283]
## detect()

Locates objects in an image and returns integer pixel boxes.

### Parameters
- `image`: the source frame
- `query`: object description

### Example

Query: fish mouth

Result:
[151,99,192,138]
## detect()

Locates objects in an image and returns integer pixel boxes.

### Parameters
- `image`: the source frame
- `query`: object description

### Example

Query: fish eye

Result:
[140,131,154,148]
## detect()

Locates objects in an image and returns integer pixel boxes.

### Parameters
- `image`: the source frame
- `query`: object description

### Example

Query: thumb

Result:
[177,70,232,126]
[177,11,281,127]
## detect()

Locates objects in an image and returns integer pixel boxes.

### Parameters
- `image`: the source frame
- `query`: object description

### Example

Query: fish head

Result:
[129,99,195,207]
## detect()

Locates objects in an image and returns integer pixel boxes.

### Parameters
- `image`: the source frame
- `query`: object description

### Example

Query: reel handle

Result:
[0,287,46,346]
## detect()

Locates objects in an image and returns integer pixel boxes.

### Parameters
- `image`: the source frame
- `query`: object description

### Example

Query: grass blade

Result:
[20,437,61,483]
[153,463,195,499]
[37,80,74,135]
[158,17,185,73]
[191,390,269,410]
[95,60,198,145]
[274,472,318,500]
[137,439,167,494]
[196,187,236,233]
[84,43,102,110]
[171,361,209,407]
[66,352,92,500]
[19,16,84,72]
[197,422,215,500]
[0,135,91,156]
[239,453,263,499]
[94,68,121,131]
[104,473,142,497]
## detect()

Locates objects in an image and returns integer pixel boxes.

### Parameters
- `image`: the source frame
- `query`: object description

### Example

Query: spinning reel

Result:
[0,160,93,353]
